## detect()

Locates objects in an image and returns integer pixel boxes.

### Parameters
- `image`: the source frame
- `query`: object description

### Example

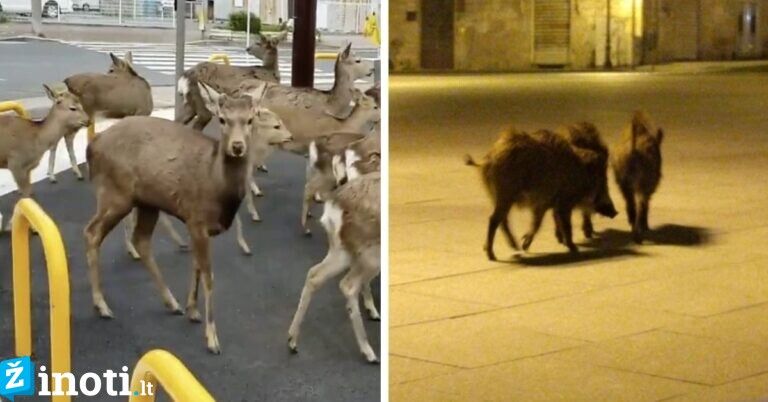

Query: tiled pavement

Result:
[389,72,768,401]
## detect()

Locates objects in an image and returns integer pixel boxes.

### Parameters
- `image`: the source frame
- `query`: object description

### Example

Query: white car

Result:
[0,0,74,17]
[72,0,98,11]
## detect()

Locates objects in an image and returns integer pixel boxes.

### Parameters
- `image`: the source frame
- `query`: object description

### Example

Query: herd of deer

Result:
[0,33,382,362]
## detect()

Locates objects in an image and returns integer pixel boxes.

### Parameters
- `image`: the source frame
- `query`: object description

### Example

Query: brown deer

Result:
[51,52,153,182]
[0,85,88,228]
[177,33,284,130]
[302,131,380,234]
[288,168,381,363]
[84,83,283,354]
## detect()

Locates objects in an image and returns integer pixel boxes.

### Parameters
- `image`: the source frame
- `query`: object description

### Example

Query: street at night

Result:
[389,67,768,401]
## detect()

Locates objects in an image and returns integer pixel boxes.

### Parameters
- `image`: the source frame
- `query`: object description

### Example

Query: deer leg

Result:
[47,142,59,183]
[188,224,220,354]
[159,213,188,250]
[301,175,322,235]
[288,247,350,353]
[361,281,380,321]
[11,167,33,198]
[233,214,251,255]
[250,180,263,197]
[64,133,83,180]
[84,192,133,318]
[123,209,141,260]
[340,257,380,363]
[132,207,182,314]
[522,206,547,251]
[245,186,261,222]
[185,266,202,323]
[620,184,637,229]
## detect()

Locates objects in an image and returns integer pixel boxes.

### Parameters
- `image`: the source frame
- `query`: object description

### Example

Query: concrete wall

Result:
[453,0,532,71]
[390,0,421,71]
[698,0,768,59]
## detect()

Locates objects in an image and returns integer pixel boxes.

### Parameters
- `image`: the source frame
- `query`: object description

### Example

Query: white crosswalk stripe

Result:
[64,41,351,88]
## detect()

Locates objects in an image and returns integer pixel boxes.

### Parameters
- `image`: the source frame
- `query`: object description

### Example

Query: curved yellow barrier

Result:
[208,54,231,65]
[12,198,72,402]
[129,350,215,402]
[0,101,31,119]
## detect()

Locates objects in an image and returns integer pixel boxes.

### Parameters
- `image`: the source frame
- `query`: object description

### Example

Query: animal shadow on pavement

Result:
[582,224,711,250]
[508,224,710,267]
[512,247,641,267]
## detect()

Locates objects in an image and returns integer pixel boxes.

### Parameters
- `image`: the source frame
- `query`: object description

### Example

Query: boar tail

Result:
[464,154,480,167]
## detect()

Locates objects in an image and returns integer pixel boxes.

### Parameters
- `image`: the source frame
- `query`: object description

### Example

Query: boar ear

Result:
[656,128,664,143]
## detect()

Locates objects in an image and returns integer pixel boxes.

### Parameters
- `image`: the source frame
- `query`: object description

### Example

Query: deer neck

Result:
[325,67,355,118]
[262,50,278,72]
[36,112,76,152]
[213,140,249,229]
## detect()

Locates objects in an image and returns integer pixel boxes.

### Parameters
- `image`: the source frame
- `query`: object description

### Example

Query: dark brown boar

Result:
[612,111,664,243]
[555,122,611,241]
[465,127,617,260]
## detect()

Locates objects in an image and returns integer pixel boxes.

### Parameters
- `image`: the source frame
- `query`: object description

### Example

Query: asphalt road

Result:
[389,71,768,400]
[0,38,378,101]
[0,109,380,401]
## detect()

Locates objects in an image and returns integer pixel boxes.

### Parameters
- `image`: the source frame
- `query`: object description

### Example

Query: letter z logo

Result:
[0,356,35,401]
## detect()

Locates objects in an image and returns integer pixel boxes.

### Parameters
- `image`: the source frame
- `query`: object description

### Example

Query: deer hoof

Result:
[303,229,312,237]
[207,344,221,355]
[288,337,298,353]
[48,176,57,183]
[364,354,379,364]
[94,304,114,319]
[187,309,202,323]
[251,215,261,222]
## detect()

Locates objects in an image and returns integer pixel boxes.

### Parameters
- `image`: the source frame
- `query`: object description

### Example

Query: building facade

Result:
[390,0,768,71]
[214,0,377,32]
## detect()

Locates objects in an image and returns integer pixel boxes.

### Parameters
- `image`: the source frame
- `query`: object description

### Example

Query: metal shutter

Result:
[534,0,571,65]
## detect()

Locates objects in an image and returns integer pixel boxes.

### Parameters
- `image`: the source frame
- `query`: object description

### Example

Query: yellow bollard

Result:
[315,52,337,60]
[129,350,215,402]
[12,198,72,402]
[208,54,230,65]
[0,101,31,119]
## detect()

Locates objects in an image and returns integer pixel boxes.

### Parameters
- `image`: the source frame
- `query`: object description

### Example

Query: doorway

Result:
[420,0,454,69]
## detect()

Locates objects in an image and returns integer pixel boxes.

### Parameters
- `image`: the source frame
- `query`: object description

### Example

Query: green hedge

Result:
[229,12,260,33]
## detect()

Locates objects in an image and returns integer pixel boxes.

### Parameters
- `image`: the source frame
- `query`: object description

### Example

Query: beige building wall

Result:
[390,0,421,71]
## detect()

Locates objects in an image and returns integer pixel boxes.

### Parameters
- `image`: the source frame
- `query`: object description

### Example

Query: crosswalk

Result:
[64,41,344,88]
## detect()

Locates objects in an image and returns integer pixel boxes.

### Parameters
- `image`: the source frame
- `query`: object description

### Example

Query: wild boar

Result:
[555,122,611,242]
[465,127,617,260]
[612,111,664,243]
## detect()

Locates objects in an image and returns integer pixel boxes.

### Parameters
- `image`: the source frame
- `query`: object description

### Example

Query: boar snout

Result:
[596,200,618,219]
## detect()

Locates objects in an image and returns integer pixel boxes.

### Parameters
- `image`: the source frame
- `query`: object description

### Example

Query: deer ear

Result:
[656,128,664,143]
[341,43,352,59]
[259,33,268,43]
[42,84,58,101]
[109,53,121,67]
[198,82,222,115]
[123,51,133,65]
[274,30,288,44]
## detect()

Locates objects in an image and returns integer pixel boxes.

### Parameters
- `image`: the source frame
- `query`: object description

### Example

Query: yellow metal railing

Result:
[0,101,31,119]
[315,52,337,60]
[11,198,72,402]
[129,350,215,402]
[208,54,231,65]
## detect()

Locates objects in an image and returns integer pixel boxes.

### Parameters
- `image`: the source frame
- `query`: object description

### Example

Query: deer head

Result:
[107,52,138,76]
[43,84,89,130]
[198,83,257,158]
[335,43,374,81]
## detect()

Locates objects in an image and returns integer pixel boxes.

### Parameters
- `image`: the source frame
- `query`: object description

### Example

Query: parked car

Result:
[0,0,74,17]
[72,0,99,11]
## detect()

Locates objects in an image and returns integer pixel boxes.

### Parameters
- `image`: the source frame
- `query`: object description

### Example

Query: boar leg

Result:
[620,184,636,229]
[500,217,519,251]
[633,193,649,243]
[553,206,578,253]
[522,206,547,251]
[581,211,594,239]
[485,201,512,261]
